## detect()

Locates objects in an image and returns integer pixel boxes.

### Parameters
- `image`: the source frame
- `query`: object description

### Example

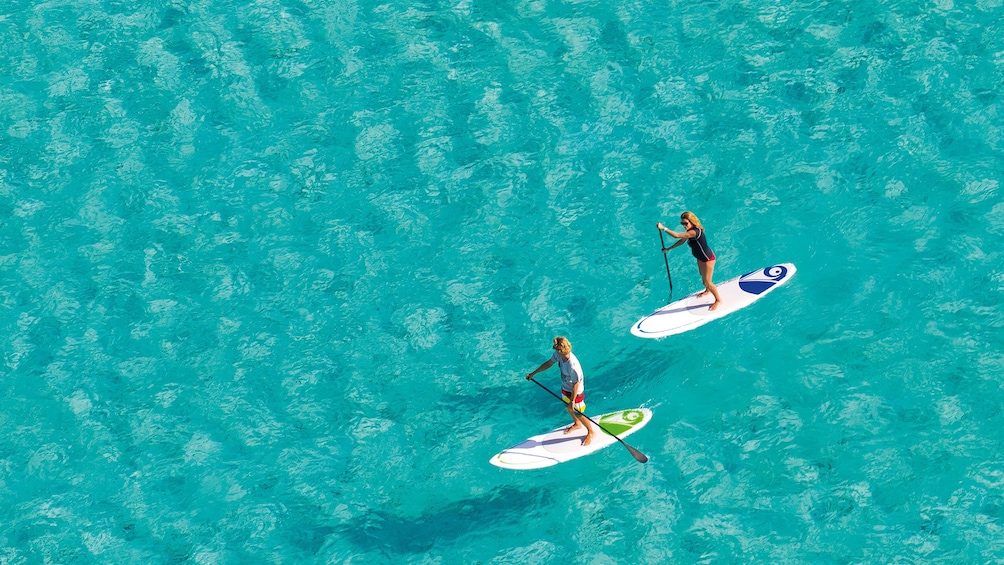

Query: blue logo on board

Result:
[738,265,788,295]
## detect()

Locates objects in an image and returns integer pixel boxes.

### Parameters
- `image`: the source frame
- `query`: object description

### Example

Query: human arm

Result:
[525,359,555,380]
[661,239,686,253]
[657,222,697,240]
[657,222,691,252]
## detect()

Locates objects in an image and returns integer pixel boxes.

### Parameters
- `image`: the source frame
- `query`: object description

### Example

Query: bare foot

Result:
[563,423,583,435]
[581,434,594,446]
[697,290,710,298]
[709,301,721,311]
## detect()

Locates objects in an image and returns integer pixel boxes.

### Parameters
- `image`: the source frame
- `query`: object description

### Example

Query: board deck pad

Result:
[490,408,652,470]
[631,263,796,339]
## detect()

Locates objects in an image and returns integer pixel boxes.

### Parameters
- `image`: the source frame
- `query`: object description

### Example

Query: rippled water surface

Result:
[2,0,1004,562]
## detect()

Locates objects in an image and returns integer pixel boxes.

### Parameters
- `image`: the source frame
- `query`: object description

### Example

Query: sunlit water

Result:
[2,0,1004,562]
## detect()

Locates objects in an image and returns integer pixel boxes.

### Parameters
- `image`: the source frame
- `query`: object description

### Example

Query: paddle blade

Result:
[627,445,649,463]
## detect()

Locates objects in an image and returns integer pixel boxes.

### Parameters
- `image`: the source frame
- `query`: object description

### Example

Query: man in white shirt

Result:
[525,336,595,446]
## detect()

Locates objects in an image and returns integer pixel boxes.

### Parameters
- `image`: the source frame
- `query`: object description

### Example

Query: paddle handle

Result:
[528,377,648,463]
[658,227,673,300]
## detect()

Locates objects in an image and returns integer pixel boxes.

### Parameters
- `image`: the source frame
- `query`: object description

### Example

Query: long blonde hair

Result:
[552,336,572,354]
[681,211,704,230]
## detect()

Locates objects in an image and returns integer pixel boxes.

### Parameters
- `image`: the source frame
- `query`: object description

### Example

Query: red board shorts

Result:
[562,390,586,413]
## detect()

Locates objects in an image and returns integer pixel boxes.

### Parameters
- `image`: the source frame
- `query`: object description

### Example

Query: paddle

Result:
[658,227,673,301]
[528,377,648,463]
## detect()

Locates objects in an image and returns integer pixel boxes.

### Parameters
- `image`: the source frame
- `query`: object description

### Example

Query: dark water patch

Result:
[334,484,550,555]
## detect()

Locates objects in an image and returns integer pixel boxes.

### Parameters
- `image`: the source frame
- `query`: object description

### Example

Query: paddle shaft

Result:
[658,228,673,300]
[528,377,648,463]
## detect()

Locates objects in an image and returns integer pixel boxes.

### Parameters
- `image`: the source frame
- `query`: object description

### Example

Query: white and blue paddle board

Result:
[490,408,652,470]
[632,263,796,339]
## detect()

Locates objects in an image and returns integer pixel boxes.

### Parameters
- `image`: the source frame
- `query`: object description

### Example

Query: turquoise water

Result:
[2,0,1004,561]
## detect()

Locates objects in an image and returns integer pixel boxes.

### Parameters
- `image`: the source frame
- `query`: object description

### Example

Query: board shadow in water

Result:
[592,342,681,392]
[334,484,551,555]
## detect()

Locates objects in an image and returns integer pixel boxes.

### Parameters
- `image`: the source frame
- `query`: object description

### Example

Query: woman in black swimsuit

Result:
[657,211,722,311]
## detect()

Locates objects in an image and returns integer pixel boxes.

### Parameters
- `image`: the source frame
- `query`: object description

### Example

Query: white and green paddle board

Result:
[490,408,652,470]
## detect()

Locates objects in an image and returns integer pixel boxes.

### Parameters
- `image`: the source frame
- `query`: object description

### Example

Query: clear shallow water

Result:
[2,0,1003,562]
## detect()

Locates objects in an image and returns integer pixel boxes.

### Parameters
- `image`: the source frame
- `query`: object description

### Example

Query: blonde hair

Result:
[681,211,704,230]
[552,336,572,354]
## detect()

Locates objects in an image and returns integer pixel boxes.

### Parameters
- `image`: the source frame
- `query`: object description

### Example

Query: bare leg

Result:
[697,259,711,297]
[564,403,583,434]
[576,412,595,446]
[698,259,722,310]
